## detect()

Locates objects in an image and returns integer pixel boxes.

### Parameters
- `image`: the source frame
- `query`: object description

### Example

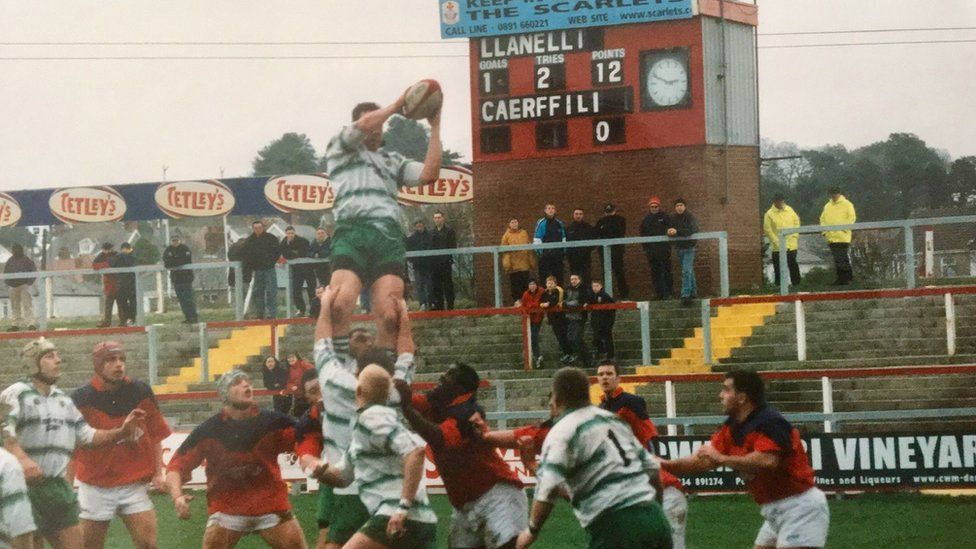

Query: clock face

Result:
[646,57,688,107]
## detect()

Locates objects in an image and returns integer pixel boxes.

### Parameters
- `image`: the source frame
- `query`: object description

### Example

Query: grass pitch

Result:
[103,492,975,548]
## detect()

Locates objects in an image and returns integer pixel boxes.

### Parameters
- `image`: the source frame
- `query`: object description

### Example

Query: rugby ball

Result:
[401,79,443,120]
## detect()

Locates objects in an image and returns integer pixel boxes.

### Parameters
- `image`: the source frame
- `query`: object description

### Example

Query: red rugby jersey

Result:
[167,407,296,516]
[600,387,684,490]
[72,376,171,487]
[710,406,815,504]
[294,405,323,458]
[414,392,522,508]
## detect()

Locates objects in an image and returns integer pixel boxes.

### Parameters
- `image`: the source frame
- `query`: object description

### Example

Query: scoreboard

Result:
[470,19,708,162]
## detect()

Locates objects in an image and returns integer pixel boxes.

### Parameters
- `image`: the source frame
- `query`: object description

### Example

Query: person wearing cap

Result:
[109,242,137,326]
[596,203,629,299]
[667,198,699,306]
[163,235,198,324]
[71,342,172,549]
[0,338,146,548]
[92,242,119,328]
[639,196,674,300]
[764,194,802,287]
[0,402,37,549]
[820,187,857,285]
[165,369,306,548]
[501,217,536,305]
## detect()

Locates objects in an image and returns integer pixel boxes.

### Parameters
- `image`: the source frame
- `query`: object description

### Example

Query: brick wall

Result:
[472,145,761,305]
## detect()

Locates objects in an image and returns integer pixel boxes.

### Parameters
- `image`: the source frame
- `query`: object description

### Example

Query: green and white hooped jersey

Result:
[343,405,436,523]
[324,125,425,235]
[535,405,658,528]
[0,448,36,548]
[0,381,95,479]
[314,337,415,496]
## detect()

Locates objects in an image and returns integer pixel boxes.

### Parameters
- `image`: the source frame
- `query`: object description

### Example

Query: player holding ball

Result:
[323,79,443,356]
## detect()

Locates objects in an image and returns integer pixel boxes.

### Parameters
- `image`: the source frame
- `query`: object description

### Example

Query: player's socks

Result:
[334,336,351,357]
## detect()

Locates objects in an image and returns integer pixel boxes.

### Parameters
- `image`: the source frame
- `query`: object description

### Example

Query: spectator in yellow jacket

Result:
[764,194,802,287]
[820,187,857,285]
[501,218,537,304]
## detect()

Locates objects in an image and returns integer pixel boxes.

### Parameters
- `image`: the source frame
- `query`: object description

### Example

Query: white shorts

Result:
[206,512,289,533]
[449,483,528,549]
[77,481,153,522]
[755,488,830,548]
[662,487,687,549]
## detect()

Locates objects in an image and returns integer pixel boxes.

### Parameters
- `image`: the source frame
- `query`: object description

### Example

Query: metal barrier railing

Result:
[776,214,976,295]
[701,285,976,367]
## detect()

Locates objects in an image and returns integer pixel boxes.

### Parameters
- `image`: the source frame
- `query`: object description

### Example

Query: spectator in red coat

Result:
[518,279,546,369]
[284,352,313,417]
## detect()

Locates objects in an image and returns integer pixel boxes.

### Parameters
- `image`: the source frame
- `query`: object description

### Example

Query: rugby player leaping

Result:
[323,91,442,354]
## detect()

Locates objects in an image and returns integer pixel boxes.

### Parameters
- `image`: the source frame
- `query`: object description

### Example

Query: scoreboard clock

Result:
[470,20,707,162]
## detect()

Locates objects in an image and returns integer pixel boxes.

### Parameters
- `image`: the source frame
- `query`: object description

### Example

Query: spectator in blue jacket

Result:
[668,198,699,306]
[534,203,566,285]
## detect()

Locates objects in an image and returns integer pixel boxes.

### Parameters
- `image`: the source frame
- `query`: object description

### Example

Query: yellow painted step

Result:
[155,325,286,394]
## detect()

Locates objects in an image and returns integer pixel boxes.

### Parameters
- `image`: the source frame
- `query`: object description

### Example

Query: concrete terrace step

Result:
[712,353,976,371]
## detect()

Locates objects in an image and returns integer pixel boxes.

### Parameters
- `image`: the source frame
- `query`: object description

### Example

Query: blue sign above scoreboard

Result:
[438,0,694,39]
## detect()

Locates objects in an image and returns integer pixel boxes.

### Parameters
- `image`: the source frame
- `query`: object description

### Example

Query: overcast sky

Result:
[0,0,973,190]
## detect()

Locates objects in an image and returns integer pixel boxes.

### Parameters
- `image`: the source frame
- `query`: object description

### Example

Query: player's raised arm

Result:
[418,107,443,186]
[352,92,406,136]
[314,285,336,342]
[394,297,415,357]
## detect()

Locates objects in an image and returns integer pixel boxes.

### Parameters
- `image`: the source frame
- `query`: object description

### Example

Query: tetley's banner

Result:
[438,0,693,39]
[1,167,473,226]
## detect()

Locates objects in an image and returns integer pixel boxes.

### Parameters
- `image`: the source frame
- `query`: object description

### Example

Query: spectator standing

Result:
[564,273,593,367]
[93,243,119,328]
[307,227,332,319]
[262,356,291,414]
[520,279,546,369]
[668,198,699,306]
[639,196,674,300]
[534,203,566,285]
[764,194,802,287]
[566,208,596,286]
[163,235,198,324]
[110,243,136,326]
[587,280,616,360]
[406,220,433,310]
[501,218,535,304]
[429,211,457,310]
[242,220,281,319]
[4,243,37,331]
[226,237,249,289]
[540,276,572,364]
[284,352,314,417]
[596,203,629,299]
[820,187,857,285]
[280,226,316,317]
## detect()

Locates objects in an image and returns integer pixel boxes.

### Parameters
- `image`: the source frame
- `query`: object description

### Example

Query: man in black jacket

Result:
[596,203,629,299]
[564,273,593,367]
[429,211,457,310]
[587,280,616,359]
[280,226,315,317]
[639,196,673,300]
[4,243,37,331]
[406,220,433,310]
[566,208,595,286]
[110,242,136,325]
[242,220,281,319]
[163,235,198,324]
[668,198,699,306]
[307,227,331,318]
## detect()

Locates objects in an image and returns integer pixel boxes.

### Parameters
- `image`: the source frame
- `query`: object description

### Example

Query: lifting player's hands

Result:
[695,442,723,467]
[387,509,408,539]
[393,379,413,410]
[18,457,43,485]
[173,493,193,520]
[319,284,337,310]
[516,435,539,475]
